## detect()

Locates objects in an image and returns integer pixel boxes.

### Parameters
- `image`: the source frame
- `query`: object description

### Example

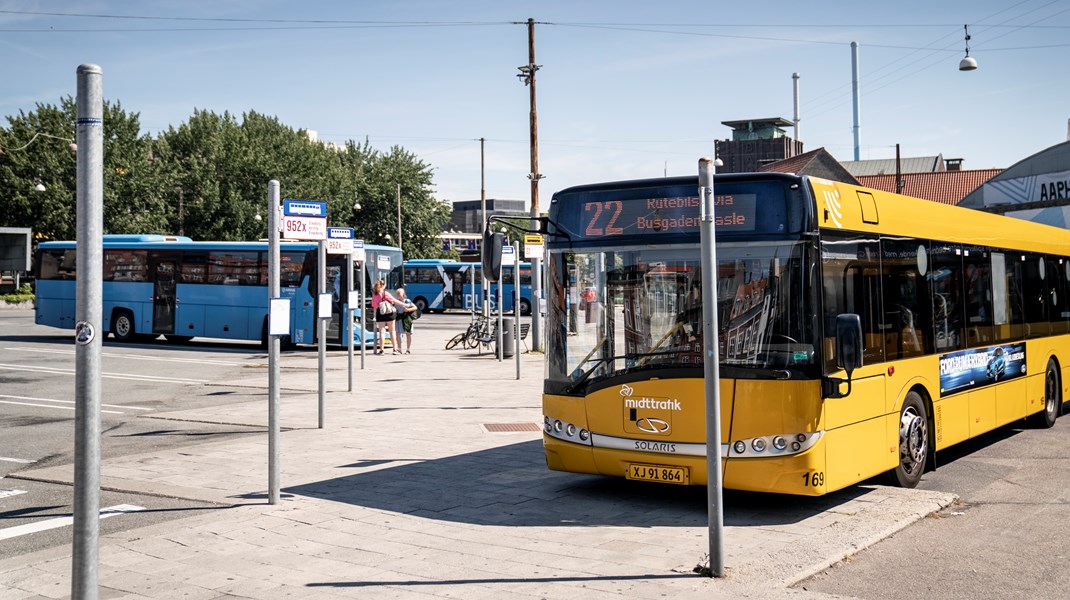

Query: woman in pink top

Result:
[371,280,400,355]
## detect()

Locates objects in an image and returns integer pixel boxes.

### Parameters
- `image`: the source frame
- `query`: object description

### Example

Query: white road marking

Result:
[0,363,207,385]
[0,489,28,499]
[4,346,248,366]
[0,399,124,414]
[0,457,36,464]
[0,504,146,541]
[0,394,149,411]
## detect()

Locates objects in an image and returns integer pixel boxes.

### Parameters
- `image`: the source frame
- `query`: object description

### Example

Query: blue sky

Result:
[2,1,1068,208]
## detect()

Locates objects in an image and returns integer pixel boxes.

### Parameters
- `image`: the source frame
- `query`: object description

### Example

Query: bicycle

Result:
[445,314,496,350]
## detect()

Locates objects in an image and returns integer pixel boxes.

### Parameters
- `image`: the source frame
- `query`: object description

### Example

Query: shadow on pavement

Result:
[285,439,868,529]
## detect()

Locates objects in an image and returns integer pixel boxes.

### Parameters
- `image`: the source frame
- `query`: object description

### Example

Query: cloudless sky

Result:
[2,1,1068,210]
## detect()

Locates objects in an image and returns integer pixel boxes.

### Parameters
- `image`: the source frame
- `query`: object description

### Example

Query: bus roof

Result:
[38,235,402,253]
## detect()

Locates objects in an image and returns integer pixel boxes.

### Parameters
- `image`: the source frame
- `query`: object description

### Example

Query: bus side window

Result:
[1022,254,1050,338]
[1053,258,1070,336]
[821,232,883,371]
[929,243,964,352]
[881,238,932,359]
[962,246,994,346]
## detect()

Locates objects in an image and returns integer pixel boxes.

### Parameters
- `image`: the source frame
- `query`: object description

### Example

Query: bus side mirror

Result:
[835,313,863,376]
[481,227,504,283]
[824,313,863,399]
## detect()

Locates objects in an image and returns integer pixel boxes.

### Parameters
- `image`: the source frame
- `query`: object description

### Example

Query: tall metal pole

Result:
[360,258,366,370]
[851,41,861,161]
[396,183,402,253]
[514,241,521,379]
[317,240,326,429]
[699,157,725,578]
[792,72,801,142]
[347,251,354,392]
[524,17,543,352]
[267,181,281,505]
[72,62,103,600]
[480,137,489,319]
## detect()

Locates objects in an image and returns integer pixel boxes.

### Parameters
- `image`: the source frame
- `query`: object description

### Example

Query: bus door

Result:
[149,253,177,335]
[324,262,344,344]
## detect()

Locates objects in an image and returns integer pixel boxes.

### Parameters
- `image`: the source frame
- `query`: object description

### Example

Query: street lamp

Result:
[959,25,978,71]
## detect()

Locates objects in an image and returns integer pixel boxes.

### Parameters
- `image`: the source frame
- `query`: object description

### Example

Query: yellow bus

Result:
[541,172,1070,495]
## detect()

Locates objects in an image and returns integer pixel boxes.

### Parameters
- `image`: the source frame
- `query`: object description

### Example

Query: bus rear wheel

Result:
[1031,359,1060,428]
[519,298,531,316]
[111,309,136,342]
[887,391,928,488]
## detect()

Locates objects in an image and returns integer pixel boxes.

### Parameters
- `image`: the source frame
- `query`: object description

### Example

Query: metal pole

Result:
[317,240,326,428]
[396,183,402,253]
[515,242,521,379]
[851,41,861,161]
[497,258,503,362]
[699,157,725,577]
[72,62,103,600]
[360,258,366,370]
[480,137,489,320]
[792,72,801,142]
[267,181,281,505]
[470,263,476,317]
[347,251,354,392]
[525,17,543,353]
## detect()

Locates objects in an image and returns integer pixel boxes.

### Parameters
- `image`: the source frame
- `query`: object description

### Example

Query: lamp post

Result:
[396,183,402,252]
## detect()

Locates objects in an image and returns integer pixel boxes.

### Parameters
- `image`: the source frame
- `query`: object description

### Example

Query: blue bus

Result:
[403,259,532,315]
[34,234,403,347]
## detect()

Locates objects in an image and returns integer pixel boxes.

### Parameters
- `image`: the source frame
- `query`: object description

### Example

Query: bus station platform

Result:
[1,316,956,599]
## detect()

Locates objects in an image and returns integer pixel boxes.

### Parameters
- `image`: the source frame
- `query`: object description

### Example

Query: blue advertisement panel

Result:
[939,343,1027,397]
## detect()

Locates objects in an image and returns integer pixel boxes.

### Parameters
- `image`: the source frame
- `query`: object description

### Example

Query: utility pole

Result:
[518,17,543,352]
[396,182,402,252]
[480,137,489,318]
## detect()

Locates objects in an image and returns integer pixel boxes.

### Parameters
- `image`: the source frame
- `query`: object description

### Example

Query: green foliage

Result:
[0,284,33,303]
[1,101,450,258]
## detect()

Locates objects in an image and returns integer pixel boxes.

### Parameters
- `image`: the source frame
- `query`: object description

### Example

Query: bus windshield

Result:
[546,240,815,390]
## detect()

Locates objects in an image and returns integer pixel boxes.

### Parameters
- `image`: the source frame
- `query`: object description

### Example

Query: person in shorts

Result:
[394,287,418,354]
[371,280,399,355]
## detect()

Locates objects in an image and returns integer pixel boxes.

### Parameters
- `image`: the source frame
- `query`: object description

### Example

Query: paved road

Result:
[797,412,1070,598]
[0,309,270,557]
[0,308,502,558]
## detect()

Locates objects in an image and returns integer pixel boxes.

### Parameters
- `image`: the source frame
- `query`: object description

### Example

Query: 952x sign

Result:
[282,215,326,240]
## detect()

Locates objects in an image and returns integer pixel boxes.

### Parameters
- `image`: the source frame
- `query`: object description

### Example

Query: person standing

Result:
[394,287,418,354]
[371,280,399,355]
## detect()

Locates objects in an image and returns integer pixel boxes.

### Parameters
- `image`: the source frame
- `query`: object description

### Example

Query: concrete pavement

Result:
[0,321,956,599]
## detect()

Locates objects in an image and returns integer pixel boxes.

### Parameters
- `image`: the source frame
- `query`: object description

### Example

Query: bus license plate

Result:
[627,464,689,485]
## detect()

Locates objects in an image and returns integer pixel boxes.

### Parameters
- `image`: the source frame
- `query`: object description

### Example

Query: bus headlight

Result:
[542,415,593,447]
[729,432,823,457]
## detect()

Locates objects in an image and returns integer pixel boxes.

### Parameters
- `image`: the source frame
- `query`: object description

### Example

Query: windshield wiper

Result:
[565,350,683,393]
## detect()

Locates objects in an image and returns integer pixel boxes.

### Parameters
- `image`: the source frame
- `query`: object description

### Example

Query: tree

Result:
[0,97,169,241]
[3,99,450,258]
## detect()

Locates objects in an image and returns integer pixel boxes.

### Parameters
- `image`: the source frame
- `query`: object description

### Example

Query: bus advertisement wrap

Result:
[939,343,1026,396]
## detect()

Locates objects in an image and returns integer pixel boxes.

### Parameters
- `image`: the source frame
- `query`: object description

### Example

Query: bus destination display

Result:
[581,193,757,237]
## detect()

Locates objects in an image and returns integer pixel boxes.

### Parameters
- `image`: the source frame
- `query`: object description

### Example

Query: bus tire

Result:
[111,309,136,342]
[519,298,531,316]
[887,391,928,489]
[414,297,428,313]
[1032,359,1060,428]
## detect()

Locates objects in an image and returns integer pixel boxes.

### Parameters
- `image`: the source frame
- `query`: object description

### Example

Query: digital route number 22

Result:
[584,201,624,236]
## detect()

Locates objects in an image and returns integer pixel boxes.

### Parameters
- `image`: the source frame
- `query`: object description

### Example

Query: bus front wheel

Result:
[887,391,928,488]
[111,309,136,342]
[519,298,531,316]
[1031,359,1060,428]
